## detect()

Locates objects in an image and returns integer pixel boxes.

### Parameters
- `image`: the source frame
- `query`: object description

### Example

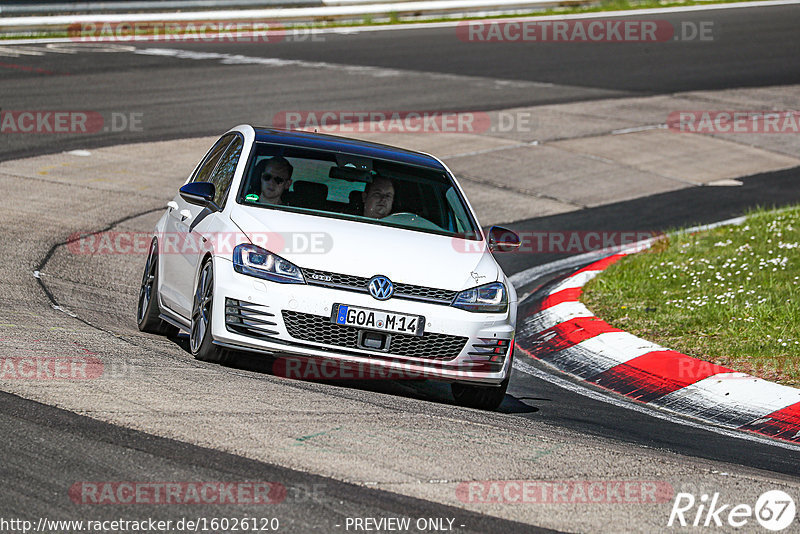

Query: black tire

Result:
[451,377,509,411]
[137,240,178,336]
[190,259,230,364]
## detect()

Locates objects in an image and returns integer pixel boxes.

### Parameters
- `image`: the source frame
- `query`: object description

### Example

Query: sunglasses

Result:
[261,172,287,185]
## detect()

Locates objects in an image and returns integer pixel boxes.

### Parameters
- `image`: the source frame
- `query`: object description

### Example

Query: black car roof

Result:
[252,127,447,170]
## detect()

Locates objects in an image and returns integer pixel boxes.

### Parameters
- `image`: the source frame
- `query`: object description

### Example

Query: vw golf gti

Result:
[137,125,520,410]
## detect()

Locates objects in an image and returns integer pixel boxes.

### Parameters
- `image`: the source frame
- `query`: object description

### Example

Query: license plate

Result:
[332,304,424,336]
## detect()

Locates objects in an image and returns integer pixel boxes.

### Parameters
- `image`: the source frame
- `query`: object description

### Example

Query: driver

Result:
[362,176,394,219]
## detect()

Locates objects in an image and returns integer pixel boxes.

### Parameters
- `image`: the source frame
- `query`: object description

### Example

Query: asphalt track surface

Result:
[1,4,800,161]
[0,390,548,533]
[2,3,800,531]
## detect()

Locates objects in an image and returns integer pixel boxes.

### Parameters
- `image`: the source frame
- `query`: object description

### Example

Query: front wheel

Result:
[137,240,178,336]
[190,260,230,364]
[451,377,509,410]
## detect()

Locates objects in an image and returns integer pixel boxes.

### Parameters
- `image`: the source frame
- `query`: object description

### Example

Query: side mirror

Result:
[180,182,216,208]
[488,226,520,253]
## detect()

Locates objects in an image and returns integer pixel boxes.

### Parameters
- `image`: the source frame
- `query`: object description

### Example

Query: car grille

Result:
[225,298,278,338]
[281,310,467,361]
[302,268,458,305]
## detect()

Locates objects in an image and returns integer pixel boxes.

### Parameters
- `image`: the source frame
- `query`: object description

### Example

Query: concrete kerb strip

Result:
[511,216,800,445]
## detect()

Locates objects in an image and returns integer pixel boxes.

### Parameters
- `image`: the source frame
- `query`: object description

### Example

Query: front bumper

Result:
[210,257,515,385]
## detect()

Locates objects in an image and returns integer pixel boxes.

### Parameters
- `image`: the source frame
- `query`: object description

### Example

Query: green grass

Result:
[582,206,800,386]
[0,0,770,40]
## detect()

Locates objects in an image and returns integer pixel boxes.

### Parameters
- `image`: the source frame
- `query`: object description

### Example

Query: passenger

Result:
[258,156,293,205]
[362,176,394,219]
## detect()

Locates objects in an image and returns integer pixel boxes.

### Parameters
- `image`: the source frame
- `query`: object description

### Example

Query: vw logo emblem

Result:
[368,275,394,300]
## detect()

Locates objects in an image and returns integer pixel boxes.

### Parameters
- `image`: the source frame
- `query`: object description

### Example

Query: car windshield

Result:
[236,142,480,240]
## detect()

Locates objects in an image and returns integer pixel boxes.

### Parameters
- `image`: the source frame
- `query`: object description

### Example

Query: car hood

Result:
[229,206,499,291]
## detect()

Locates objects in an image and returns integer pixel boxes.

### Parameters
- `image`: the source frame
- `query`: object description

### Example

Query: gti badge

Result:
[368,275,394,300]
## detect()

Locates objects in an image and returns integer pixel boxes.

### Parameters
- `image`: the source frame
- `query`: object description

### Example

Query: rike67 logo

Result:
[668,490,796,531]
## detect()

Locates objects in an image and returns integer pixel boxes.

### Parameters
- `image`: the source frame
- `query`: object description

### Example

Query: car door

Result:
[159,134,234,317]
[172,134,244,313]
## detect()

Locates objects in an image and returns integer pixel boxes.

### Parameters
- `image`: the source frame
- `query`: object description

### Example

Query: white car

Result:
[137,125,520,410]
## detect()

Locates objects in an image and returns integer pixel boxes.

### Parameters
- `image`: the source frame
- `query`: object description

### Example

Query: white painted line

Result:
[519,301,594,333]
[707,179,743,186]
[512,243,651,292]
[512,357,800,452]
[0,45,44,57]
[325,0,423,4]
[510,251,611,289]
[130,47,549,90]
[447,140,542,160]
[682,215,747,233]
[51,304,77,317]
[611,124,665,135]
[512,220,730,293]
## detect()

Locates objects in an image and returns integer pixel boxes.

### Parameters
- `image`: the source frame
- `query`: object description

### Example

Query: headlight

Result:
[451,282,507,313]
[233,243,305,284]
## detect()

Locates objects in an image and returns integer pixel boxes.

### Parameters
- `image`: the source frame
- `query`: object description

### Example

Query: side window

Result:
[191,135,234,183]
[208,135,243,208]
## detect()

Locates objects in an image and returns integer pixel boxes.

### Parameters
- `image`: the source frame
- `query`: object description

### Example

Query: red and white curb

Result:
[515,253,800,444]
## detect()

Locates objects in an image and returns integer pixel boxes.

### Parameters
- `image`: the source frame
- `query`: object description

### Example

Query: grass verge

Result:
[582,206,800,387]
